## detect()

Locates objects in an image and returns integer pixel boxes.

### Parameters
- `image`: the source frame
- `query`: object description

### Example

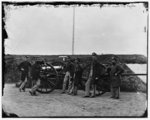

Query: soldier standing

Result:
[84,52,102,98]
[29,61,42,96]
[61,56,75,94]
[18,56,31,92]
[110,57,124,99]
[72,58,83,95]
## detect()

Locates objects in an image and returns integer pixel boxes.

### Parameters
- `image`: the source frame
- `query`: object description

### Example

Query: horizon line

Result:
[4,53,146,56]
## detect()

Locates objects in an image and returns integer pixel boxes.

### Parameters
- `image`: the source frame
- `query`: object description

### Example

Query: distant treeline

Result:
[5,54,147,64]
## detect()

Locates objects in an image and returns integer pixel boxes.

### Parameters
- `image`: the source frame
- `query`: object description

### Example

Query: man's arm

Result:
[115,65,124,76]
[28,62,32,67]
[28,66,32,78]
[70,63,75,78]
[18,62,23,71]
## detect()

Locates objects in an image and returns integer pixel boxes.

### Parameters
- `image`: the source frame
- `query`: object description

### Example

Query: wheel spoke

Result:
[47,79,56,87]
[42,81,47,92]
[37,62,59,93]
[45,80,52,91]
[45,84,48,92]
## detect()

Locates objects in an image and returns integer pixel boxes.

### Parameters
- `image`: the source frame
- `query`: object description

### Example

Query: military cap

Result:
[92,52,97,56]
[75,58,80,62]
[67,56,71,59]
[70,58,75,62]
[112,57,118,62]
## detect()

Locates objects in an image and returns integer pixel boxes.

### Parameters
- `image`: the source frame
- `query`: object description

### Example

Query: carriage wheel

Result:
[37,64,59,94]
[51,61,66,89]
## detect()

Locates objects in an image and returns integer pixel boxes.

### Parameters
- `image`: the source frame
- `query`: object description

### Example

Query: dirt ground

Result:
[2,84,147,117]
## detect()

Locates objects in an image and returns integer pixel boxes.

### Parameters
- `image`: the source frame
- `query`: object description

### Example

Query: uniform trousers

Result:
[111,85,120,98]
[62,71,73,93]
[31,79,41,93]
[19,72,28,90]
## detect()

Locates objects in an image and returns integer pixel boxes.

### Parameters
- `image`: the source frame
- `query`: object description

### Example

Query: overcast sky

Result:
[4,3,147,56]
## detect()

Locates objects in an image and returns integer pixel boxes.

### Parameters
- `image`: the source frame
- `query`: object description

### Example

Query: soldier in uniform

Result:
[84,52,104,98]
[109,57,124,99]
[18,56,31,92]
[61,56,75,94]
[72,58,83,95]
[29,61,42,96]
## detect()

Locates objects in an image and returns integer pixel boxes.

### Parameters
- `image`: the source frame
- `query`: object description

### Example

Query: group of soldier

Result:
[61,56,83,95]
[18,52,124,99]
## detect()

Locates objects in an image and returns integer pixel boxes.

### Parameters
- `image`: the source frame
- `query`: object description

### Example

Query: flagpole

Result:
[72,6,75,55]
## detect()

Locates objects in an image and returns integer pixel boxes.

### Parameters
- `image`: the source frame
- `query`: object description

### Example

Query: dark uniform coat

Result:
[18,61,31,81]
[18,61,31,72]
[74,63,83,86]
[31,62,41,81]
[110,64,124,87]
[64,61,75,78]
[91,60,105,84]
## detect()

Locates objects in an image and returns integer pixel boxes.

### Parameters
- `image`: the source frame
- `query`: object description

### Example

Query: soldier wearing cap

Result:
[18,56,31,92]
[61,56,75,94]
[84,52,101,97]
[109,57,124,99]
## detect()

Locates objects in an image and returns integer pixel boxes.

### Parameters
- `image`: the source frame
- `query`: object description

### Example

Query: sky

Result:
[4,3,148,56]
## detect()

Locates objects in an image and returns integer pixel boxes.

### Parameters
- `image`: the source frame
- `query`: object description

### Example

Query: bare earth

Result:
[2,84,147,117]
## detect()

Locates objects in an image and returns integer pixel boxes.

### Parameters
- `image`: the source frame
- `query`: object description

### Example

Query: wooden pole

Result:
[72,7,75,55]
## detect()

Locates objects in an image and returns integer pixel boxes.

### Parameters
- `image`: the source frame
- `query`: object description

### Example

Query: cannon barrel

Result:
[99,73,147,77]
[121,73,147,76]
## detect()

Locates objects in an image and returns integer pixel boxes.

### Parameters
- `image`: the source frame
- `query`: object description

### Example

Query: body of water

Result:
[126,64,147,83]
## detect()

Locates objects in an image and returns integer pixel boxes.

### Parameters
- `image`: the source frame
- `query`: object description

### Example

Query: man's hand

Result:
[21,68,24,71]
[115,73,118,76]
